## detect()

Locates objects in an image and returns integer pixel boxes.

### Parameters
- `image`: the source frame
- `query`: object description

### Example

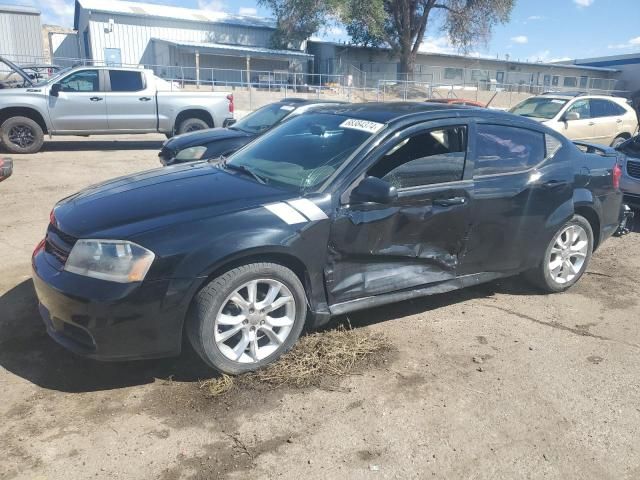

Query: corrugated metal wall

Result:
[85,12,273,66]
[0,10,43,61]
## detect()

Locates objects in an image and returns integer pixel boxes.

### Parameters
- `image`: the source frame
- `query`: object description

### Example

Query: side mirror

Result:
[350,176,398,204]
[50,83,61,97]
[564,111,580,121]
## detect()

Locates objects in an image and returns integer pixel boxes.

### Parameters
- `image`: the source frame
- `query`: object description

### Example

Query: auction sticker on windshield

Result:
[339,118,385,133]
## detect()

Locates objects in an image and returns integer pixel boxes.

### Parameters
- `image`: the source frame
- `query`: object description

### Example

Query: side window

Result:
[59,70,99,92]
[591,99,626,117]
[109,70,144,92]
[565,99,591,119]
[475,124,545,176]
[367,126,467,189]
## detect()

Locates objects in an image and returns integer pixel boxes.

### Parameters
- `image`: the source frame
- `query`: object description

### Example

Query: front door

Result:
[105,69,157,131]
[326,121,473,305]
[48,69,108,132]
[560,99,596,142]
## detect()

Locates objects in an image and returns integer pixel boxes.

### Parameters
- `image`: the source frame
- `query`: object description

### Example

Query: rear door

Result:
[590,99,625,145]
[48,69,108,132]
[326,120,473,305]
[105,70,157,131]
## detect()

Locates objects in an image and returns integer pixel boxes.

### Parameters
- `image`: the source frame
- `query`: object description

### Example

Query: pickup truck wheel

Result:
[525,215,593,293]
[187,262,307,375]
[177,118,209,135]
[0,116,44,154]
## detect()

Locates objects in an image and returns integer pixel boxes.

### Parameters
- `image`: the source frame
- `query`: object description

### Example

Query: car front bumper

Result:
[32,248,192,361]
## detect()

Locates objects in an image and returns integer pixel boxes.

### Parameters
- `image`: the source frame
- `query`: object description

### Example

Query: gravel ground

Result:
[1,135,639,480]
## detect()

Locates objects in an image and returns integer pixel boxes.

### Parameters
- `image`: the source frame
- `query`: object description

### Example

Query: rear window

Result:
[475,124,546,176]
[109,70,144,92]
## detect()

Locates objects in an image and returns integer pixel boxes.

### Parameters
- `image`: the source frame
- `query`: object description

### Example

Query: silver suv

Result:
[510,93,639,147]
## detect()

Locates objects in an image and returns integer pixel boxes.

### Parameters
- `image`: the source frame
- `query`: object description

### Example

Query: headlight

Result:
[175,146,207,161]
[64,240,155,283]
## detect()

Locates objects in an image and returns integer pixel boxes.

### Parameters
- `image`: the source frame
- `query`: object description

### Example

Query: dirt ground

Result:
[1,135,639,480]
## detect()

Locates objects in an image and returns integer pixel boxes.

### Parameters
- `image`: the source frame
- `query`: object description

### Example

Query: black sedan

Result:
[158,98,344,166]
[33,103,624,374]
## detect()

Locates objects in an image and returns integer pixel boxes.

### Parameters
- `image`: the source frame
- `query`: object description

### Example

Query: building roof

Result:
[153,39,313,61]
[561,53,640,68]
[74,0,275,29]
[0,3,40,15]
[307,40,620,74]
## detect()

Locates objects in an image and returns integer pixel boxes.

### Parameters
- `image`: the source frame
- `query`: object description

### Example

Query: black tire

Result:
[186,262,307,374]
[525,214,593,293]
[176,117,209,135]
[611,135,628,148]
[0,116,44,154]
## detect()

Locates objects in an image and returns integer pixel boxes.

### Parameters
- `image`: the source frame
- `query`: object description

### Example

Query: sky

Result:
[5,0,640,61]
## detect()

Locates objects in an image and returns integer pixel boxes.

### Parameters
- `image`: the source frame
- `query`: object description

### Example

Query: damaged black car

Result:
[32,102,625,374]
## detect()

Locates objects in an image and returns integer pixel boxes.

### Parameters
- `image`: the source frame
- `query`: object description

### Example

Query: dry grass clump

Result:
[198,327,389,397]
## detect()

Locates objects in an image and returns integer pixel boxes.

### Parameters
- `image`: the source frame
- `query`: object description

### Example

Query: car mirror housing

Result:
[350,176,398,204]
[564,111,580,121]
[50,83,61,97]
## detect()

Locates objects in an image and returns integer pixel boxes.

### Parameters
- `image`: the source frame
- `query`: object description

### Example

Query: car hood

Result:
[164,127,252,151]
[53,162,291,238]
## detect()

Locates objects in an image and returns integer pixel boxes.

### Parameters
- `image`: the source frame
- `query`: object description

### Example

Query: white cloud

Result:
[419,35,457,55]
[607,36,640,49]
[630,36,640,45]
[528,50,571,63]
[197,0,226,12]
[574,0,594,7]
[527,15,544,21]
[38,0,75,26]
[511,35,528,44]
[238,7,257,16]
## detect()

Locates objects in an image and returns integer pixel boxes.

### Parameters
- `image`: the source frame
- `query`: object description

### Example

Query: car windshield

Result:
[231,103,296,134]
[226,113,380,192]
[510,97,569,119]
[34,66,72,86]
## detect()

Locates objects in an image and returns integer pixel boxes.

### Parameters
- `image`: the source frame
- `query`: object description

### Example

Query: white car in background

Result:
[510,93,639,147]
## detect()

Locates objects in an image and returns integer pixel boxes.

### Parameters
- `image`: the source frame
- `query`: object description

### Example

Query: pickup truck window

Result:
[368,126,467,189]
[109,70,144,92]
[60,70,99,92]
[475,124,545,176]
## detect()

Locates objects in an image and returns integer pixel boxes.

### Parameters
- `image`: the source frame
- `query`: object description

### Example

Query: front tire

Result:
[611,135,628,148]
[186,263,307,374]
[525,215,593,293]
[176,117,209,135]
[0,116,44,154]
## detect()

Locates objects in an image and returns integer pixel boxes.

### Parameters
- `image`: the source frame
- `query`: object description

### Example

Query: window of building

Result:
[59,70,99,92]
[475,124,545,176]
[543,75,551,86]
[563,77,577,88]
[471,69,489,82]
[579,76,589,88]
[444,68,464,80]
[109,70,145,92]
[590,78,604,90]
[552,76,559,86]
[367,126,467,189]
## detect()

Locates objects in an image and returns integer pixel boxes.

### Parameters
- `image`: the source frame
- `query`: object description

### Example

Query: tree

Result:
[259,0,515,77]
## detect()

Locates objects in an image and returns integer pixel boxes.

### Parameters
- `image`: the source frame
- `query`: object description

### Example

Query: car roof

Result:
[305,101,483,123]
[275,98,346,107]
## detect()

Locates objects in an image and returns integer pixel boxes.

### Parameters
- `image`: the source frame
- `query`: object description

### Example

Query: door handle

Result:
[588,122,595,126]
[139,97,152,101]
[616,119,623,123]
[433,197,467,207]
[89,96,103,101]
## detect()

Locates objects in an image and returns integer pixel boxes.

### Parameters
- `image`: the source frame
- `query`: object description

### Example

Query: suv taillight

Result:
[613,162,622,189]
[227,94,234,114]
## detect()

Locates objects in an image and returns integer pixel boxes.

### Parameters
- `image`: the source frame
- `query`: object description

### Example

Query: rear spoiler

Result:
[572,141,618,157]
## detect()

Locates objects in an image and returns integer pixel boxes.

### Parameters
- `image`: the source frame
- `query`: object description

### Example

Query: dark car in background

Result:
[0,157,12,182]
[616,134,640,209]
[158,98,344,166]
[33,103,625,375]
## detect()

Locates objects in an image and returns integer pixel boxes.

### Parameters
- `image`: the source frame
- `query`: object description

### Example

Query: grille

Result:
[45,224,76,266]
[627,160,640,180]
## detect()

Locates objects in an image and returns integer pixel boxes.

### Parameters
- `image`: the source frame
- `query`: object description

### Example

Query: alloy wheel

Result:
[214,278,296,363]
[548,224,589,285]
[8,124,35,148]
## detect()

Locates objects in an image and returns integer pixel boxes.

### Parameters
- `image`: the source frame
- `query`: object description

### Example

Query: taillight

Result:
[33,238,45,258]
[613,162,622,189]
[227,94,234,114]
[49,208,56,226]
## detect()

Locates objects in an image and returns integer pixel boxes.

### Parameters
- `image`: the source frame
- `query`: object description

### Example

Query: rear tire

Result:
[525,215,593,293]
[186,262,307,374]
[176,117,209,135]
[611,135,628,148]
[0,116,44,154]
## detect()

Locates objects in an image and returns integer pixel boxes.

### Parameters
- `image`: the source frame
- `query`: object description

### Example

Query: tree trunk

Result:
[399,49,415,81]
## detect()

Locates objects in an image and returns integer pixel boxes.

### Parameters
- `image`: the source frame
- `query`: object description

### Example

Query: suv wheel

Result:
[0,116,44,154]
[187,263,307,374]
[525,215,593,293]
[611,135,628,148]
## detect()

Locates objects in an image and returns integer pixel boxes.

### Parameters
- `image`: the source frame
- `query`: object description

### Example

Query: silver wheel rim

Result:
[214,278,296,363]
[8,124,35,148]
[548,224,589,285]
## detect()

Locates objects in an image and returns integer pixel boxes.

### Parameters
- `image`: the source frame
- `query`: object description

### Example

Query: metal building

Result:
[0,4,43,62]
[73,0,312,84]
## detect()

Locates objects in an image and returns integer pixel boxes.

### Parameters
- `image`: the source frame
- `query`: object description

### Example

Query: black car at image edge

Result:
[158,98,344,166]
[32,102,626,374]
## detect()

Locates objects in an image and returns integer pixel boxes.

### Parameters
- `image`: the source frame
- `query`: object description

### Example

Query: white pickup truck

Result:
[0,58,234,154]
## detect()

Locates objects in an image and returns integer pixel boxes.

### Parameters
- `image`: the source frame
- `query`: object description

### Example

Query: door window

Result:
[475,124,545,176]
[591,99,626,117]
[59,70,99,92]
[367,126,467,189]
[565,99,591,119]
[109,70,144,92]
